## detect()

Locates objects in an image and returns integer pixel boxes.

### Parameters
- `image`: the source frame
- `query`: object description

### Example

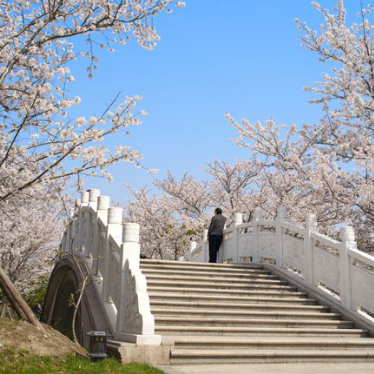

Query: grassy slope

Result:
[0,348,166,374]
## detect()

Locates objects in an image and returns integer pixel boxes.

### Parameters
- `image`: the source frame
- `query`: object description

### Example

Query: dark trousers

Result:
[209,234,223,263]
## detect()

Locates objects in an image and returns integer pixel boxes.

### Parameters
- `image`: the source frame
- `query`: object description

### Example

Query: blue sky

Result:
[68,0,363,204]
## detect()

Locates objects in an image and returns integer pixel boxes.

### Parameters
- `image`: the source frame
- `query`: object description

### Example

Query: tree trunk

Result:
[0,265,44,330]
[0,296,8,319]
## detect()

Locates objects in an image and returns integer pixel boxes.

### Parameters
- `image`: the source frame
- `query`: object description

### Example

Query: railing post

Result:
[92,195,110,275]
[68,201,80,253]
[102,207,123,302]
[339,226,356,310]
[232,213,242,263]
[117,222,140,332]
[62,225,68,253]
[304,213,317,284]
[84,189,100,258]
[275,206,286,268]
[203,229,208,263]
[77,191,89,252]
[252,207,263,262]
[88,188,100,209]
[189,241,197,261]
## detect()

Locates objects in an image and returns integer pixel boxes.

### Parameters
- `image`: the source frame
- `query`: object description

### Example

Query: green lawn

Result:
[0,349,167,374]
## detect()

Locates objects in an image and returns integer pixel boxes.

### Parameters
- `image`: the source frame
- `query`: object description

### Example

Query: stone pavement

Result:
[158,363,374,374]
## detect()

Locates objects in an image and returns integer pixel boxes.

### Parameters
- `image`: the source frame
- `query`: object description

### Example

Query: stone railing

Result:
[61,188,161,345]
[189,207,374,323]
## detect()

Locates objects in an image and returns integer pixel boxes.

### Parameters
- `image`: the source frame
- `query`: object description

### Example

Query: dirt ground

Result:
[0,319,87,357]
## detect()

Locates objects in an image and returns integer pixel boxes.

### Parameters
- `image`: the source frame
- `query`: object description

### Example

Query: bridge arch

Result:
[41,255,112,347]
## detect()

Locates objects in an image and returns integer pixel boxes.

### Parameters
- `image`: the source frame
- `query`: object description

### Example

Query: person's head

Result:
[215,208,223,215]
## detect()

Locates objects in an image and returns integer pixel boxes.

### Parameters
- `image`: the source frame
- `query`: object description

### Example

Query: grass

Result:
[0,348,167,374]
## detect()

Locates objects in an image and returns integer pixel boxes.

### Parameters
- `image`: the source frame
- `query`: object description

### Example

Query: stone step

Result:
[141,268,276,279]
[147,286,306,297]
[156,326,368,337]
[140,259,373,365]
[148,292,318,304]
[140,263,267,276]
[151,308,341,320]
[140,259,264,270]
[169,336,374,350]
[147,280,294,290]
[170,348,374,364]
[144,273,284,285]
[150,300,329,311]
[154,316,353,328]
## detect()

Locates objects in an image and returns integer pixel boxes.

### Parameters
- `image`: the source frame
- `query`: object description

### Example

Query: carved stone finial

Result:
[81,191,89,204]
[340,226,356,242]
[69,207,75,218]
[189,241,197,251]
[277,206,287,218]
[98,195,110,210]
[253,207,263,219]
[233,212,243,224]
[122,223,140,243]
[203,229,208,240]
[305,213,317,228]
[108,207,123,224]
[88,188,100,202]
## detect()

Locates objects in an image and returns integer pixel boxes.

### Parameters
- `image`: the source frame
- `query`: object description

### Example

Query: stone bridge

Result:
[42,188,374,364]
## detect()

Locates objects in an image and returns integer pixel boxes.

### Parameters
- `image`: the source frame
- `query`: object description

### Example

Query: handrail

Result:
[61,188,161,345]
[189,206,374,326]
[311,231,340,249]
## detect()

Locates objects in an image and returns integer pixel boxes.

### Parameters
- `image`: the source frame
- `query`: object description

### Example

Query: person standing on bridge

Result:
[208,208,227,263]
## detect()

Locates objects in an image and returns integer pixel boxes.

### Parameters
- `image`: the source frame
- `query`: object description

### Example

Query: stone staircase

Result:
[140,259,374,364]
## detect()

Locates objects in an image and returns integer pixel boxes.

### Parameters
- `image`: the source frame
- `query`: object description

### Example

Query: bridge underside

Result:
[41,255,112,348]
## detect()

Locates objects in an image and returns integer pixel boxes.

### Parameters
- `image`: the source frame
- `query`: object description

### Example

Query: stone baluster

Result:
[61,229,67,254]
[117,223,140,332]
[70,200,81,253]
[84,189,101,258]
[189,241,197,261]
[252,207,263,262]
[275,206,287,268]
[203,229,208,262]
[65,208,76,253]
[232,212,243,263]
[304,213,317,284]
[81,191,89,206]
[76,191,89,252]
[339,226,356,310]
[69,207,75,218]
[88,188,100,209]
[102,207,123,302]
[92,195,110,275]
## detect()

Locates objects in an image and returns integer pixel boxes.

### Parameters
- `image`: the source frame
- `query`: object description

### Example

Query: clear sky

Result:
[68,0,363,204]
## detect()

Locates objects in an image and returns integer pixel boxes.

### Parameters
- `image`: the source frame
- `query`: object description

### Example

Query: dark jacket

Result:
[208,214,226,236]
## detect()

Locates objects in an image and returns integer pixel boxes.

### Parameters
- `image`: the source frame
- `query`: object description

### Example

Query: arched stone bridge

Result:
[42,188,374,364]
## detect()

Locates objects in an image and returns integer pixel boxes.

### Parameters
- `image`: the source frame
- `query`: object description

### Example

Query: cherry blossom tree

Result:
[124,185,198,260]
[154,171,211,222]
[155,160,264,224]
[226,1,374,252]
[203,159,263,221]
[0,0,185,204]
[124,160,264,260]
[0,181,62,321]
[0,0,185,321]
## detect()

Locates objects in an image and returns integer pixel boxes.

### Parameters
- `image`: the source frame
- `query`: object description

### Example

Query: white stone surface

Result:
[169,363,374,374]
[123,223,140,243]
[62,189,159,345]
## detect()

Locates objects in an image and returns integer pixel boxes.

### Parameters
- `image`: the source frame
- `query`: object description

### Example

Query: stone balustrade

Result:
[190,207,374,324]
[61,189,161,345]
